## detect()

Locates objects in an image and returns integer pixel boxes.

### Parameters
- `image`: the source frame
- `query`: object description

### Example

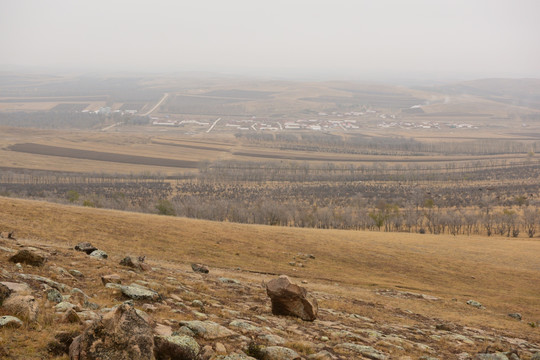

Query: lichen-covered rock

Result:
[335,343,387,360]
[266,275,318,321]
[69,304,153,360]
[89,249,108,259]
[467,300,484,309]
[121,284,160,301]
[47,288,63,303]
[178,320,237,340]
[154,335,200,360]
[261,346,302,360]
[9,249,46,266]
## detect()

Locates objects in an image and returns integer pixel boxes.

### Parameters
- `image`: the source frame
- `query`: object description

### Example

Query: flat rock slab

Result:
[121,285,160,302]
[179,320,237,340]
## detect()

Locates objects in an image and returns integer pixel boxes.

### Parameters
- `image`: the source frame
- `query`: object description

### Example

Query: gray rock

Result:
[261,346,301,360]
[154,335,200,358]
[69,269,84,278]
[508,313,522,321]
[229,319,263,334]
[178,320,237,340]
[308,350,336,360]
[218,277,240,284]
[121,284,160,302]
[531,353,540,360]
[89,249,108,259]
[467,300,485,309]
[334,343,387,360]
[47,288,63,303]
[0,315,23,328]
[215,354,257,360]
[18,273,69,292]
[475,353,510,360]
[74,242,97,254]
[55,301,79,313]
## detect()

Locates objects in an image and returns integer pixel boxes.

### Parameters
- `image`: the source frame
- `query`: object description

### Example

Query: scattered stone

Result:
[101,274,122,285]
[266,275,318,321]
[531,353,540,360]
[475,353,510,360]
[335,343,387,360]
[74,242,98,254]
[0,283,12,305]
[200,345,215,360]
[9,249,46,266]
[215,354,257,360]
[154,335,200,359]
[69,269,84,278]
[508,313,522,321]
[308,350,336,360]
[3,295,39,322]
[121,284,160,302]
[178,320,237,340]
[55,301,79,313]
[47,288,63,303]
[89,249,108,259]
[0,315,23,328]
[61,308,82,324]
[0,231,15,239]
[192,263,209,274]
[69,304,153,360]
[467,300,485,309]
[119,256,150,271]
[261,346,302,360]
[215,342,227,354]
[18,273,69,292]
[435,323,455,331]
[218,277,240,284]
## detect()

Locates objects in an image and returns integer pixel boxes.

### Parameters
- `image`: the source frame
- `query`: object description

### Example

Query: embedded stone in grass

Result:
[0,315,23,328]
[74,242,98,254]
[89,249,108,259]
[9,249,46,266]
[121,284,160,302]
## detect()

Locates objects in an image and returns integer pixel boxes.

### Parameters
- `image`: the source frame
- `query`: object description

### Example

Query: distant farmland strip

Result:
[8,143,199,168]
[151,141,228,152]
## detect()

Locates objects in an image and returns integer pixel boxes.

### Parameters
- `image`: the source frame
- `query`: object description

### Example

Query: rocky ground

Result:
[0,234,539,360]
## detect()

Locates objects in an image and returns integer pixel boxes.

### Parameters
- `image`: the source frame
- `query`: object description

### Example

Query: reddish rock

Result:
[266,275,318,321]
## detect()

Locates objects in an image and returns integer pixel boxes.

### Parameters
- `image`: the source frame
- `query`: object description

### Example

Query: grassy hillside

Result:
[1,196,539,332]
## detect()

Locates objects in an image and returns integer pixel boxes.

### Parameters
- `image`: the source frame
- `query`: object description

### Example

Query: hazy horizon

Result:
[1,0,540,82]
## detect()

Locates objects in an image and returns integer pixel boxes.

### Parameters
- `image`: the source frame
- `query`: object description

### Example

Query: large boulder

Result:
[74,242,97,254]
[9,249,46,266]
[3,295,39,322]
[266,275,318,321]
[69,304,154,360]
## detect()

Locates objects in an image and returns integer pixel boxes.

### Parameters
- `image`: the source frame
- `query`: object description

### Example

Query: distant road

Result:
[206,117,222,133]
[141,92,169,116]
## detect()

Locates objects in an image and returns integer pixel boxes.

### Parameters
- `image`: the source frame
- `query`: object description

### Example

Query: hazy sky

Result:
[1,0,539,80]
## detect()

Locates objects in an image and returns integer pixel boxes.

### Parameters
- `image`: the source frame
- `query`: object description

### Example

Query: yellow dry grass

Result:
[0,196,539,342]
